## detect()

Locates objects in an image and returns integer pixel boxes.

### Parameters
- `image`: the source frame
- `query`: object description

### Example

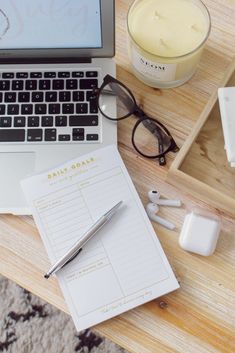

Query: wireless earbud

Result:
[148,190,181,207]
[146,203,175,230]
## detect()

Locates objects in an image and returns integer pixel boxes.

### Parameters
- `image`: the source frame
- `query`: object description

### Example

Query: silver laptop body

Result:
[0,0,116,214]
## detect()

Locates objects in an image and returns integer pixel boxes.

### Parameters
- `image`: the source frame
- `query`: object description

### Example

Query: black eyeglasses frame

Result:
[94,74,179,165]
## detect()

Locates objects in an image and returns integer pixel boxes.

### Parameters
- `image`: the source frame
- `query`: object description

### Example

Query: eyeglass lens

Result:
[98,79,173,158]
[98,81,135,120]
[133,118,172,157]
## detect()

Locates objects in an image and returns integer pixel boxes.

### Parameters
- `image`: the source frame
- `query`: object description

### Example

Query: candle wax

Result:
[128,0,209,57]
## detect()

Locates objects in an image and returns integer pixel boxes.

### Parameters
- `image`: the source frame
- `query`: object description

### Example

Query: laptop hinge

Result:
[0,57,92,65]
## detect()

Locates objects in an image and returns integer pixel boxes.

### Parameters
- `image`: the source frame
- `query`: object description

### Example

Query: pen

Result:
[44,200,123,279]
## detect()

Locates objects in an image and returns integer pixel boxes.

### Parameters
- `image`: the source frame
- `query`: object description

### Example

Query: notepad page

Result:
[21,145,179,331]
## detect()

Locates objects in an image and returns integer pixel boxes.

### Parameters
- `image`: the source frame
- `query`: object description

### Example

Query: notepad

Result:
[21,145,179,331]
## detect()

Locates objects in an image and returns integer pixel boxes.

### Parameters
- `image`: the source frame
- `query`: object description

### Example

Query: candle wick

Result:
[191,24,201,32]
[159,38,167,47]
[154,10,162,20]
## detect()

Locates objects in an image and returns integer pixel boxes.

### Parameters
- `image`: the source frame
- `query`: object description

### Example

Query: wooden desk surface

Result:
[1,1,235,352]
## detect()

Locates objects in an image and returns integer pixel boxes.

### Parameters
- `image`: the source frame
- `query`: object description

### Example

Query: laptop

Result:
[0,0,116,215]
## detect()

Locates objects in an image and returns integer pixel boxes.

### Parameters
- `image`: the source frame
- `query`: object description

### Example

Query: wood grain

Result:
[168,59,235,217]
[181,100,235,196]
[1,1,235,352]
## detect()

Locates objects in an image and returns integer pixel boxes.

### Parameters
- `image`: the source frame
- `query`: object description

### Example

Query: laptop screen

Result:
[0,0,102,50]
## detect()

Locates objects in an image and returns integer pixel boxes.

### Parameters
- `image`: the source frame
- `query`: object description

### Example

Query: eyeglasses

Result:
[93,74,179,165]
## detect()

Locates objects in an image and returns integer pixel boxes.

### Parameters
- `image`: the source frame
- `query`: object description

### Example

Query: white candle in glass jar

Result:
[127,0,211,88]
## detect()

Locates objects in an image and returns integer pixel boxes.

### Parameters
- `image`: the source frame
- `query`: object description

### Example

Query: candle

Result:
[127,0,211,88]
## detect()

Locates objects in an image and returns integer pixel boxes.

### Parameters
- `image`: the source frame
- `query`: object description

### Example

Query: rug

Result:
[0,275,129,353]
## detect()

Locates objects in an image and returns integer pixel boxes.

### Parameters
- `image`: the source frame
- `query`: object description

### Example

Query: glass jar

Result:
[127,0,211,88]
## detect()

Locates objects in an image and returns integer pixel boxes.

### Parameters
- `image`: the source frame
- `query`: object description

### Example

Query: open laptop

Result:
[0,0,116,215]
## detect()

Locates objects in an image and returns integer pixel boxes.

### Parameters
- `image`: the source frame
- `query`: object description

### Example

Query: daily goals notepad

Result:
[21,145,179,331]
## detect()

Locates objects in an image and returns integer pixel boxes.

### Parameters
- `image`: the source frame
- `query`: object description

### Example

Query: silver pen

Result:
[44,200,123,279]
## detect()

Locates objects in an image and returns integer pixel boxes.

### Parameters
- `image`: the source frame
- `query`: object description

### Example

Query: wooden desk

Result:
[1,1,235,352]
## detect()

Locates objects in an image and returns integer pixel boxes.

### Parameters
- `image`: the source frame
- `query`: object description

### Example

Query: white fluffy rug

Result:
[0,275,129,353]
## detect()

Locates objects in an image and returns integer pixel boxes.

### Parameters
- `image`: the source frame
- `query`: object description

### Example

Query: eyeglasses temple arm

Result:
[158,137,167,166]
[169,139,180,153]
[141,118,167,165]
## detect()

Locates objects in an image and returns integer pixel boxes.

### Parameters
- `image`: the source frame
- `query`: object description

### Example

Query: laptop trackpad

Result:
[0,152,35,213]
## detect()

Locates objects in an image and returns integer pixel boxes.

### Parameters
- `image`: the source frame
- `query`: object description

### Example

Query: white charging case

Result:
[179,212,221,256]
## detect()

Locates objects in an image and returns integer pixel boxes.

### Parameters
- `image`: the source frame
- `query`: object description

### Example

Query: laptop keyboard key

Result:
[0,129,25,142]
[53,80,64,90]
[45,128,56,141]
[59,134,70,141]
[35,104,47,115]
[86,134,99,141]
[55,115,67,126]
[27,129,42,141]
[0,105,6,115]
[69,115,98,126]
[28,116,39,127]
[86,91,95,100]
[42,116,53,127]
[0,81,10,91]
[0,117,11,127]
[18,92,30,102]
[58,72,70,78]
[59,91,71,102]
[5,92,17,102]
[12,80,24,90]
[8,104,19,115]
[76,103,88,114]
[30,72,42,78]
[44,72,56,78]
[2,73,14,79]
[32,92,44,102]
[86,71,98,77]
[73,91,84,102]
[89,99,98,113]
[73,135,84,141]
[21,104,33,115]
[26,80,37,90]
[66,79,77,90]
[90,105,98,114]
[46,91,57,102]
[80,79,98,90]
[72,72,84,78]
[0,93,2,102]
[62,103,74,114]
[14,116,26,127]
[16,72,28,79]
[73,128,84,140]
[49,104,60,114]
[39,80,51,90]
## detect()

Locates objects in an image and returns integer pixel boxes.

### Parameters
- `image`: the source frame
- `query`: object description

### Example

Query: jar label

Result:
[131,49,177,82]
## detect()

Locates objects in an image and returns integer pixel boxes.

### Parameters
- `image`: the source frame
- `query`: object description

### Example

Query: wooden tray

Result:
[167,59,235,218]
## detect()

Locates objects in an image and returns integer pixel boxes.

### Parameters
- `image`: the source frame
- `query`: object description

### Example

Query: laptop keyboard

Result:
[0,70,100,143]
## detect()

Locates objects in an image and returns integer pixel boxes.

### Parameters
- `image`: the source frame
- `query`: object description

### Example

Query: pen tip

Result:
[44,274,49,279]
